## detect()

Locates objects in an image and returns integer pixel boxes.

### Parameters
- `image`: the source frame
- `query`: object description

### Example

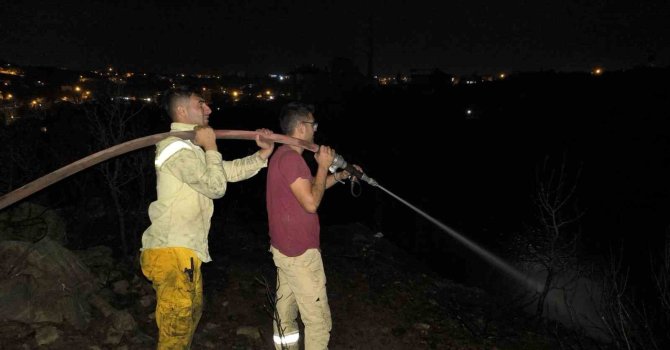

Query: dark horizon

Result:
[1,1,669,76]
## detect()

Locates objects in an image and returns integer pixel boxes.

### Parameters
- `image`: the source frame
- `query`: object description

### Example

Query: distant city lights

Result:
[269,74,289,81]
[1,61,622,125]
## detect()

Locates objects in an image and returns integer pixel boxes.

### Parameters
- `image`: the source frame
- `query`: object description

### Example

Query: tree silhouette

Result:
[512,155,584,318]
[83,87,153,254]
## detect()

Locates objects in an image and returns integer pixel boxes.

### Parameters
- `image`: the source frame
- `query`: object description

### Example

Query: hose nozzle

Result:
[329,153,378,186]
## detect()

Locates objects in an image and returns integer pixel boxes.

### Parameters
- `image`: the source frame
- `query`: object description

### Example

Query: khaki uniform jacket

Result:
[141,123,267,262]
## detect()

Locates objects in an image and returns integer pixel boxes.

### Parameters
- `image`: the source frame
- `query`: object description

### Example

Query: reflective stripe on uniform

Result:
[155,141,192,167]
[273,331,300,345]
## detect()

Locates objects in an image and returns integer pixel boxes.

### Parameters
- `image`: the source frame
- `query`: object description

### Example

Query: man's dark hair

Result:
[160,86,200,120]
[279,102,315,134]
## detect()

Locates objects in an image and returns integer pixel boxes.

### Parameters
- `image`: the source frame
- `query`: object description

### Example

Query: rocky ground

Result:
[0,217,601,350]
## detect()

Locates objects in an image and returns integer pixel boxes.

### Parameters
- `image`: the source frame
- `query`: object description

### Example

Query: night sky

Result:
[1,0,669,75]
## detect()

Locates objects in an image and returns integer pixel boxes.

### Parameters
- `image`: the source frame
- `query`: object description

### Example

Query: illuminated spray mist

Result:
[329,154,539,290]
[374,183,542,291]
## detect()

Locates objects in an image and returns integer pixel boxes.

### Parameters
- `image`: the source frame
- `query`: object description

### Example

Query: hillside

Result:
[0,216,595,349]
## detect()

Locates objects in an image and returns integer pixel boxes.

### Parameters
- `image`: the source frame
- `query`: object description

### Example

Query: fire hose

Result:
[0,130,535,289]
[0,129,374,211]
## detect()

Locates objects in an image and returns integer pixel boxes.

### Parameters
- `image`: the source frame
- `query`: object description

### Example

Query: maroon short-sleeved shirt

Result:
[266,145,320,256]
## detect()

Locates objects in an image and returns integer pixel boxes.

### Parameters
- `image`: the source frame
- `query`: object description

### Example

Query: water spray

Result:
[327,153,540,291]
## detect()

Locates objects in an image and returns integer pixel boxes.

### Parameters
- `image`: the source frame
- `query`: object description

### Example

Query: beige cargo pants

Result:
[271,246,332,350]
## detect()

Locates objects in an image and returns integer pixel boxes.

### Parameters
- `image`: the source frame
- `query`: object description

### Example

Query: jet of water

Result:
[375,183,542,291]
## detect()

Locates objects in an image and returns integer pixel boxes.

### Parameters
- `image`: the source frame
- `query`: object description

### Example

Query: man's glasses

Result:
[301,121,318,131]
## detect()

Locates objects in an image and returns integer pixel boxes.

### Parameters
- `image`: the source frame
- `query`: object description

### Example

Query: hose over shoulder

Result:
[0,130,319,211]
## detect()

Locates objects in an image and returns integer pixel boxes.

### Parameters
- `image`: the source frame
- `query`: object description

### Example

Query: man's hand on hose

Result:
[255,128,275,160]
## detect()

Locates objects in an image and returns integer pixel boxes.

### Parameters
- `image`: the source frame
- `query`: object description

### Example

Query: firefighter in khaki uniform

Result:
[140,87,274,349]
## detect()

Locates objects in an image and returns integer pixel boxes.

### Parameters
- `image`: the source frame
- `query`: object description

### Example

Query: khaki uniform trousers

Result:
[141,247,203,350]
[271,246,332,350]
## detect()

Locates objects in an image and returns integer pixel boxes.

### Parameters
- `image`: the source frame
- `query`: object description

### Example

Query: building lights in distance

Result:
[591,66,604,76]
[31,98,45,108]
[465,106,479,120]
[0,66,23,76]
[269,74,290,81]
[223,89,242,103]
[376,75,409,85]
[255,89,275,101]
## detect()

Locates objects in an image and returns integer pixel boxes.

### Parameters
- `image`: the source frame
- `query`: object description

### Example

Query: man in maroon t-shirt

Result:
[266,102,353,350]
